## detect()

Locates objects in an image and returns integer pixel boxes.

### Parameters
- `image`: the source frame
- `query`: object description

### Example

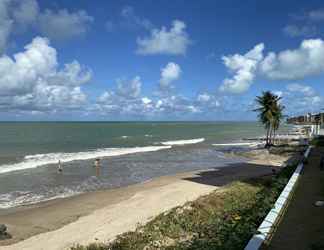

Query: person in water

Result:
[94,158,101,177]
[58,160,63,173]
[94,158,101,168]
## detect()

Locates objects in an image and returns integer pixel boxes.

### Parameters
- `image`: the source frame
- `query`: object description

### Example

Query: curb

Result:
[244,145,312,250]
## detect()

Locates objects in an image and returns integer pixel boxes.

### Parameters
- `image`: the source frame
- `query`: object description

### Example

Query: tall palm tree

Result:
[254,91,284,147]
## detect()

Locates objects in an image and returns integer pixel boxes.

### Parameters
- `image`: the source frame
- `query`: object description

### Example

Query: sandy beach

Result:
[0,149,292,250]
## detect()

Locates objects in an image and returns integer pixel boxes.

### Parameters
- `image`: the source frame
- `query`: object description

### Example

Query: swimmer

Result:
[58,160,63,173]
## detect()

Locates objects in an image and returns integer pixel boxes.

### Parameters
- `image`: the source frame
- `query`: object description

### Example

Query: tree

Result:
[254,91,284,148]
[271,102,284,145]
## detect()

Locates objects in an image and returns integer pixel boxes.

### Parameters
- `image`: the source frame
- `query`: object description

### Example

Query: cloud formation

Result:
[283,8,324,38]
[219,43,264,94]
[218,38,324,95]
[286,83,315,96]
[96,78,153,117]
[260,39,324,80]
[277,83,323,115]
[0,37,91,113]
[0,0,93,53]
[116,76,142,98]
[0,0,39,53]
[0,1,13,53]
[120,6,153,30]
[136,20,191,55]
[159,62,181,89]
[283,25,316,37]
[12,0,39,25]
[38,9,93,41]
[105,6,153,33]
[95,76,225,119]
[308,9,324,21]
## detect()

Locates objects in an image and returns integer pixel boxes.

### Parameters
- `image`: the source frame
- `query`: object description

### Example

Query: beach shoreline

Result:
[0,148,293,250]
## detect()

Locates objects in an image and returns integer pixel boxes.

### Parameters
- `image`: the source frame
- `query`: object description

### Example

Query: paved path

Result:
[266,146,324,250]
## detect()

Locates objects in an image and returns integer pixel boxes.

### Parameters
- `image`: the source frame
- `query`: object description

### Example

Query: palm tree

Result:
[254,91,284,148]
[271,102,284,145]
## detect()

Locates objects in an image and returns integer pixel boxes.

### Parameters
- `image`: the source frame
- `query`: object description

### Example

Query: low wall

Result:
[244,146,312,250]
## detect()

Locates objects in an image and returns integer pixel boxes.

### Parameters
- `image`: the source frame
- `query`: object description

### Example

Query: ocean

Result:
[0,121,291,209]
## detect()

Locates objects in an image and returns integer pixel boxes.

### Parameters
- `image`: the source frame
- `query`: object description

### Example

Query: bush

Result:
[311,136,324,147]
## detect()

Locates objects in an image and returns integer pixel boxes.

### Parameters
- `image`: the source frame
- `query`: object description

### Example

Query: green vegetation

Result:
[310,135,324,147]
[71,163,297,250]
[254,91,284,148]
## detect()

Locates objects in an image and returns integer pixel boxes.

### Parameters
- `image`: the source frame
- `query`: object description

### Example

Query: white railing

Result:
[244,146,312,250]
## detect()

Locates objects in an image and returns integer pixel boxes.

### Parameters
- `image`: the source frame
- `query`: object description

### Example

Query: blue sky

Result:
[1,0,324,121]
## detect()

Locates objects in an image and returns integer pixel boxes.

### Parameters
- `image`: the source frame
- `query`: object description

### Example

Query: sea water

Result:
[0,121,291,209]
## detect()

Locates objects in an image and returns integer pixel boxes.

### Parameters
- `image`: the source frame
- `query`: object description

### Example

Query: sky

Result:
[0,0,324,121]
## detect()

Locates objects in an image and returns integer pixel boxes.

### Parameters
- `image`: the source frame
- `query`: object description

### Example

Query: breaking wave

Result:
[212,142,262,147]
[0,176,105,209]
[161,138,205,146]
[0,146,171,174]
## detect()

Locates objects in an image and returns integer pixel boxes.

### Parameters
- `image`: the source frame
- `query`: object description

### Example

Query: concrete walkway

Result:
[266,146,324,250]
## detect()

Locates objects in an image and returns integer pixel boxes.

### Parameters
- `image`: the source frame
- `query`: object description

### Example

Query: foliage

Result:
[310,136,324,147]
[254,91,285,147]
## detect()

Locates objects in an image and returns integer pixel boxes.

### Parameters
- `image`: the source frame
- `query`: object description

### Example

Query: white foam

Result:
[0,146,171,174]
[161,138,205,146]
[212,142,262,147]
[0,176,106,209]
[0,191,48,209]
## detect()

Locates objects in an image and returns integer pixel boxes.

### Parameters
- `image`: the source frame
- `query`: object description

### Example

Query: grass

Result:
[71,162,298,250]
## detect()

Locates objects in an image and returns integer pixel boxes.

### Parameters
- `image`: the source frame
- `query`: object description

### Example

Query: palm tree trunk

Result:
[269,125,273,146]
[266,126,270,147]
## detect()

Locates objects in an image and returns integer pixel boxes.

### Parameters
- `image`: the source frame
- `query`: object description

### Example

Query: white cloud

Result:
[142,97,152,105]
[197,93,211,102]
[96,77,147,116]
[38,9,93,41]
[0,37,57,95]
[159,62,181,89]
[153,95,199,114]
[283,25,316,37]
[95,81,220,118]
[116,76,142,98]
[120,6,153,30]
[47,61,92,86]
[105,6,153,33]
[98,77,142,103]
[0,0,14,53]
[286,83,315,96]
[273,91,283,98]
[12,0,39,25]
[136,20,191,55]
[0,37,91,112]
[0,18,12,54]
[218,39,324,93]
[219,43,264,94]
[278,83,323,115]
[260,39,324,80]
[308,9,324,21]
[0,0,93,53]
[196,93,221,111]
[96,92,152,116]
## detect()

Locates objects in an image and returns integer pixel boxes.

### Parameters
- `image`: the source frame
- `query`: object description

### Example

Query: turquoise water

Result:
[0,121,290,209]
